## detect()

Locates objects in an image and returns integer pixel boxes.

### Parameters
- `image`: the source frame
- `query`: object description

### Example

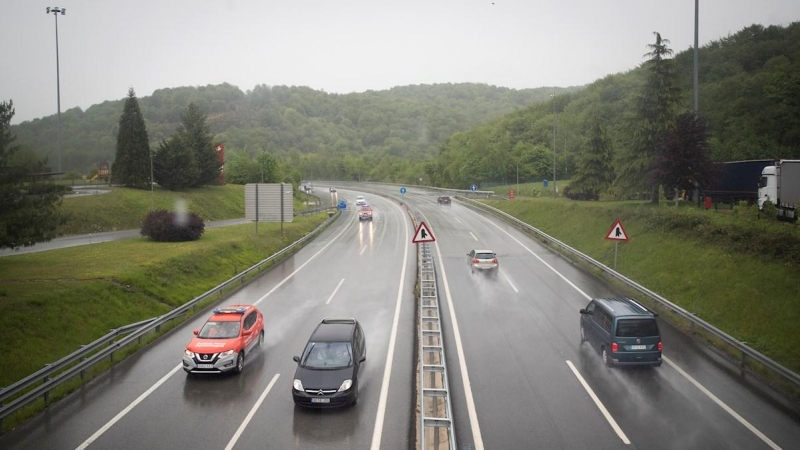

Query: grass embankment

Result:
[483,194,800,377]
[0,214,329,388]
[57,184,247,235]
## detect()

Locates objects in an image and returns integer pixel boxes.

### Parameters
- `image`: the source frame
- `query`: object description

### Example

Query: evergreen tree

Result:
[112,88,151,189]
[152,136,199,190]
[615,32,682,204]
[653,112,715,196]
[177,103,218,186]
[0,100,66,249]
[569,117,615,199]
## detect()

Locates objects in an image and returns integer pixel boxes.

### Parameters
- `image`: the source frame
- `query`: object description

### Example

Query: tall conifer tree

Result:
[177,103,218,186]
[113,88,151,189]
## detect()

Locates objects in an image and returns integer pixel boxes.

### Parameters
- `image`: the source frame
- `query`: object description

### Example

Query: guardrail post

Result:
[43,364,51,404]
[740,350,748,379]
[109,342,115,364]
[80,357,86,383]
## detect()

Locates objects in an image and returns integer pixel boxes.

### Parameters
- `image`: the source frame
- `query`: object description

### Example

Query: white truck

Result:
[758,160,800,221]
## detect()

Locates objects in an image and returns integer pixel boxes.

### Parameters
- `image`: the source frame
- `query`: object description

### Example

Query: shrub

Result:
[140,209,205,242]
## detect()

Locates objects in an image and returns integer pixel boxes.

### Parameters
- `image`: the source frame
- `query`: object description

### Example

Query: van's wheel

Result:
[258,331,264,347]
[235,352,245,374]
[602,348,611,367]
[580,326,586,343]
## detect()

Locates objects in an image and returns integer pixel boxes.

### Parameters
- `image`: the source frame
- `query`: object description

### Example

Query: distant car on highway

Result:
[292,318,366,408]
[358,205,373,221]
[437,196,451,205]
[330,187,337,193]
[182,305,264,375]
[467,249,498,275]
[356,195,366,206]
[579,297,663,367]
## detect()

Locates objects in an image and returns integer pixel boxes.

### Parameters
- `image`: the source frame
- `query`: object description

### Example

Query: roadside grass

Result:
[484,198,800,377]
[0,214,328,390]
[57,184,319,236]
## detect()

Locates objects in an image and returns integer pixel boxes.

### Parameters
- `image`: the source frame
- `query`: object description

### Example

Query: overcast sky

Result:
[2,1,798,124]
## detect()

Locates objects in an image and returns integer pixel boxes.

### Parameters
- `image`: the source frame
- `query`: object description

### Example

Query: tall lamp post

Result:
[46,6,66,174]
[551,92,557,199]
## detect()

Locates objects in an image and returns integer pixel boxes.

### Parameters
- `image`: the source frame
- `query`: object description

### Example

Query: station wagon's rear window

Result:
[615,319,659,337]
[475,253,495,259]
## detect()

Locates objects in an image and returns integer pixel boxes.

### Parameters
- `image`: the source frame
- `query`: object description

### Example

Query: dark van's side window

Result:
[616,319,659,337]
[593,308,612,333]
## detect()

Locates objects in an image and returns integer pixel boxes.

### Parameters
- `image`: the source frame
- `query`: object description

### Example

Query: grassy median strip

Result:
[0,214,328,389]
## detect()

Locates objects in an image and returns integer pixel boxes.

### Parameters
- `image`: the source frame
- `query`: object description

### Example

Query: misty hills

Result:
[10,82,578,175]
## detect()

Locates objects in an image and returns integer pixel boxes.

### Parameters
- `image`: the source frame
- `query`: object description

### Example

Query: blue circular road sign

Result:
[400,187,407,194]
[470,184,478,191]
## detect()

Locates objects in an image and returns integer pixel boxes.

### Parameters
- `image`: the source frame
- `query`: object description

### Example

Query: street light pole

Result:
[46,7,66,174]
[551,92,557,199]
[693,0,699,114]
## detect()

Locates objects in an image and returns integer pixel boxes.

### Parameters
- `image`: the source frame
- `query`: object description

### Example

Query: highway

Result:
[1,185,799,450]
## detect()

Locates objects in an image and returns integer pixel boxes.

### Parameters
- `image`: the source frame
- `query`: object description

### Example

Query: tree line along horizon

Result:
[2,22,799,248]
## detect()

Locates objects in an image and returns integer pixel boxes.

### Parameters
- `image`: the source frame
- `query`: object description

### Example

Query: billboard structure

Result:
[245,183,293,224]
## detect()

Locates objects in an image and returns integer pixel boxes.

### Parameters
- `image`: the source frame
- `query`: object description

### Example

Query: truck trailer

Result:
[703,160,774,205]
[758,160,800,221]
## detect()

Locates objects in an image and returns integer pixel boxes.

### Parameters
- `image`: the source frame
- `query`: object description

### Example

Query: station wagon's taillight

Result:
[492,258,498,264]
[611,342,618,352]
[473,258,479,264]
[657,342,663,351]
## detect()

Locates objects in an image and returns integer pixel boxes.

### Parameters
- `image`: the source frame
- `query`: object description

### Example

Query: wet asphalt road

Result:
[1,184,798,450]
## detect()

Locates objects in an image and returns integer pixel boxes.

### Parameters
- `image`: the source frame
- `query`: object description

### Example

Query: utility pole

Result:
[46,7,66,173]
[552,92,557,199]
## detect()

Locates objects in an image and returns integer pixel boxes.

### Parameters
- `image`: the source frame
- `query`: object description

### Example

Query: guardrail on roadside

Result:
[456,196,800,395]
[0,209,341,431]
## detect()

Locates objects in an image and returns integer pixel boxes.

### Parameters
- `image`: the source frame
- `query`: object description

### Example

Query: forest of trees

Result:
[7,22,800,190]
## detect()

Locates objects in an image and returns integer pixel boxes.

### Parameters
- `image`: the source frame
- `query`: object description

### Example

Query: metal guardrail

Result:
[458,196,800,392]
[418,242,456,450]
[0,209,341,430]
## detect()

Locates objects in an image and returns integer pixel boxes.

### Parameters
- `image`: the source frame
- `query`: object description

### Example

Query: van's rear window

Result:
[616,319,659,337]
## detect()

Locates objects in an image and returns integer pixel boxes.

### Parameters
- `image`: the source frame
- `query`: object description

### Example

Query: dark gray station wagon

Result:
[580,297,663,367]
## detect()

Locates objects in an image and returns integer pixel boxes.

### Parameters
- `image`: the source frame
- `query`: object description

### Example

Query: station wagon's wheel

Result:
[352,383,359,406]
[235,351,245,374]
[580,326,585,343]
[258,330,264,347]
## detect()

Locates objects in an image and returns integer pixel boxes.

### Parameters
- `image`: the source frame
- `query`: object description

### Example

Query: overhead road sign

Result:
[412,221,435,243]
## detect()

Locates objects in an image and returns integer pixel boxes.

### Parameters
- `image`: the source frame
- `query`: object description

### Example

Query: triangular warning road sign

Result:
[605,219,629,242]
[412,221,436,243]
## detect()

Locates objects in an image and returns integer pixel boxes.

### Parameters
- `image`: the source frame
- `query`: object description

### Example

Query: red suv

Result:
[183,305,264,375]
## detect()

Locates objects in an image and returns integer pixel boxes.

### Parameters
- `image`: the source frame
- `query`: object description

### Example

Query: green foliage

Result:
[153,136,199,190]
[112,88,151,189]
[140,209,205,241]
[177,103,219,186]
[654,112,715,193]
[568,115,614,199]
[0,100,67,250]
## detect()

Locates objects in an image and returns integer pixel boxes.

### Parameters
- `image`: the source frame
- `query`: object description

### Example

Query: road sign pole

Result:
[614,242,618,270]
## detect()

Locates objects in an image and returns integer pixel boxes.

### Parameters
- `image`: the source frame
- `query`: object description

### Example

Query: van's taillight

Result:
[472,258,479,264]
[657,342,663,351]
[611,342,618,352]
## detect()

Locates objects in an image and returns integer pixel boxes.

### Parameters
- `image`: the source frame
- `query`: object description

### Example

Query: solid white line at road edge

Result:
[663,356,781,450]
[566,360,630,445]
[74,364,183,450]
[224,373,280,450]
[486,213,783,449]
[370,202,410,450]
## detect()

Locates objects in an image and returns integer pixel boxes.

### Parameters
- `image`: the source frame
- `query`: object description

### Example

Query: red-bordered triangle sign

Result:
[412,221,436,243]
[605,219,629,241]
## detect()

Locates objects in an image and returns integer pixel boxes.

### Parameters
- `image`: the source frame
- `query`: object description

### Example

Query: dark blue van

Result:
[580,297,662,367]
